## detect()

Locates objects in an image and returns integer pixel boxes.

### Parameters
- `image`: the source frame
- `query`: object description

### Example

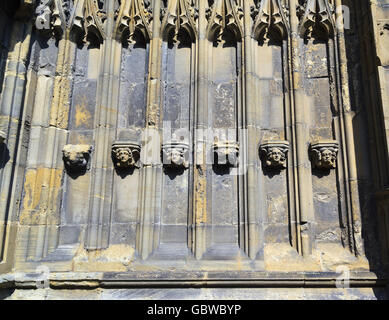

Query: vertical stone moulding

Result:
[334,0,366,257]
[193,0,207,259]
[204,0,245,260]
[83,0,118,251]
[0,130,6,263]
[251,0,296,259]
[294,0,337,257]
[0,0,35,270]
[151,0,197,260]
[136,0,161,260]
[0,0,31,269]
[112,0,152,257]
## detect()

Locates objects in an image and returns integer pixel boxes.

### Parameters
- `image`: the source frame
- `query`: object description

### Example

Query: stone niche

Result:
[161,142,190,169]
[62,144,92,173]
[259,140,290,169]
[111,141,141,169]
[211,141,240,167]
[309,140,339,169]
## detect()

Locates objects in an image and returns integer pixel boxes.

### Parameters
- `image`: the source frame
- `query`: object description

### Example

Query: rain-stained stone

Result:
[0,0,388,300]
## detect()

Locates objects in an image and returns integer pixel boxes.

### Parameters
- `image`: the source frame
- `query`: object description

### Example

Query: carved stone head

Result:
[0,130,6,144]
[112,141,141,169]
[162,142,189,169]
[259,140,289,169]
[62,144,92,171]
[212,141,240,167]
[309,140,339,169]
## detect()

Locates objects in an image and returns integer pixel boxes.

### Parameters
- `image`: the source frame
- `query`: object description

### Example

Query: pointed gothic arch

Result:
[114,0,152,44]
[161,0,198,43]
[298,0,335,40]
[252,0,289,43]
[206,0,243,43]
[69,0,106,46]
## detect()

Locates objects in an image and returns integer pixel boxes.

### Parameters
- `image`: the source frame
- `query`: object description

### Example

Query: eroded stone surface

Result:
[0,0,388,300]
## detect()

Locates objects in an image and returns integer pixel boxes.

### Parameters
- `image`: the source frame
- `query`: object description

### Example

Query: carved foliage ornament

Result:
[259,140,289,169]
[112,141,141,169]
[251,0,289,41]
[62,144,92,171]
[115,0,152,43]
[147,106,160,127]
[161,0,198,42]
[34,0,106,43]
[206,0,243,42]
[298,0,335,40]
[162,142,190,169]
[70,0,106,44]
[309,140,338,169]
[212,140,239,167]
[35,0,69,38]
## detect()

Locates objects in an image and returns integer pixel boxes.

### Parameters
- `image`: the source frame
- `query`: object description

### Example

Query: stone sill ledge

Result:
[0,271,387,289]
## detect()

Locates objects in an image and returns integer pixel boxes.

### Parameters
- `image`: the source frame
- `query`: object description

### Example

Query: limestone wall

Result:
[0,0,388,299]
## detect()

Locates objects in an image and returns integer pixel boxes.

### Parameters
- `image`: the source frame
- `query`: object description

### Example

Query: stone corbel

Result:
[259,140,289,169]
[309,140,339,169]
[161,142,190,169]
[212,141,239,167]
[111,141,142,169]
[62,144,92,172]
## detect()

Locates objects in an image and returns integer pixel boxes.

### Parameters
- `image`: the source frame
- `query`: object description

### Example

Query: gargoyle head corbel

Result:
[212,140,240,168]
[309,140,339,169]
[112,141,141,169]
[259,140,290,169]
[161,142,190,169]
[62,144,92,172]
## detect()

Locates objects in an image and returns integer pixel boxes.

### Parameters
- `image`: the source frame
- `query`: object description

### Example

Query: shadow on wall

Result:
[0,0,21,18]
[344,0,389,300]
[0,143,10,169]
[0,289,15,300]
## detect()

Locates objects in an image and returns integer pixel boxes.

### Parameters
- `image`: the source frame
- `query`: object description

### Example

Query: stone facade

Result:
[0,0,389,300]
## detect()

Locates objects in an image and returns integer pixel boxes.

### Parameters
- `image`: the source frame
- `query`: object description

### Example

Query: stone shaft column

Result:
[86,0,121,249]
[0,12,32,271]
[192,0,207,259]
[242,0,260,259]
[334,0,364,256]
[137,0,162,259]
[289,0,315,256]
